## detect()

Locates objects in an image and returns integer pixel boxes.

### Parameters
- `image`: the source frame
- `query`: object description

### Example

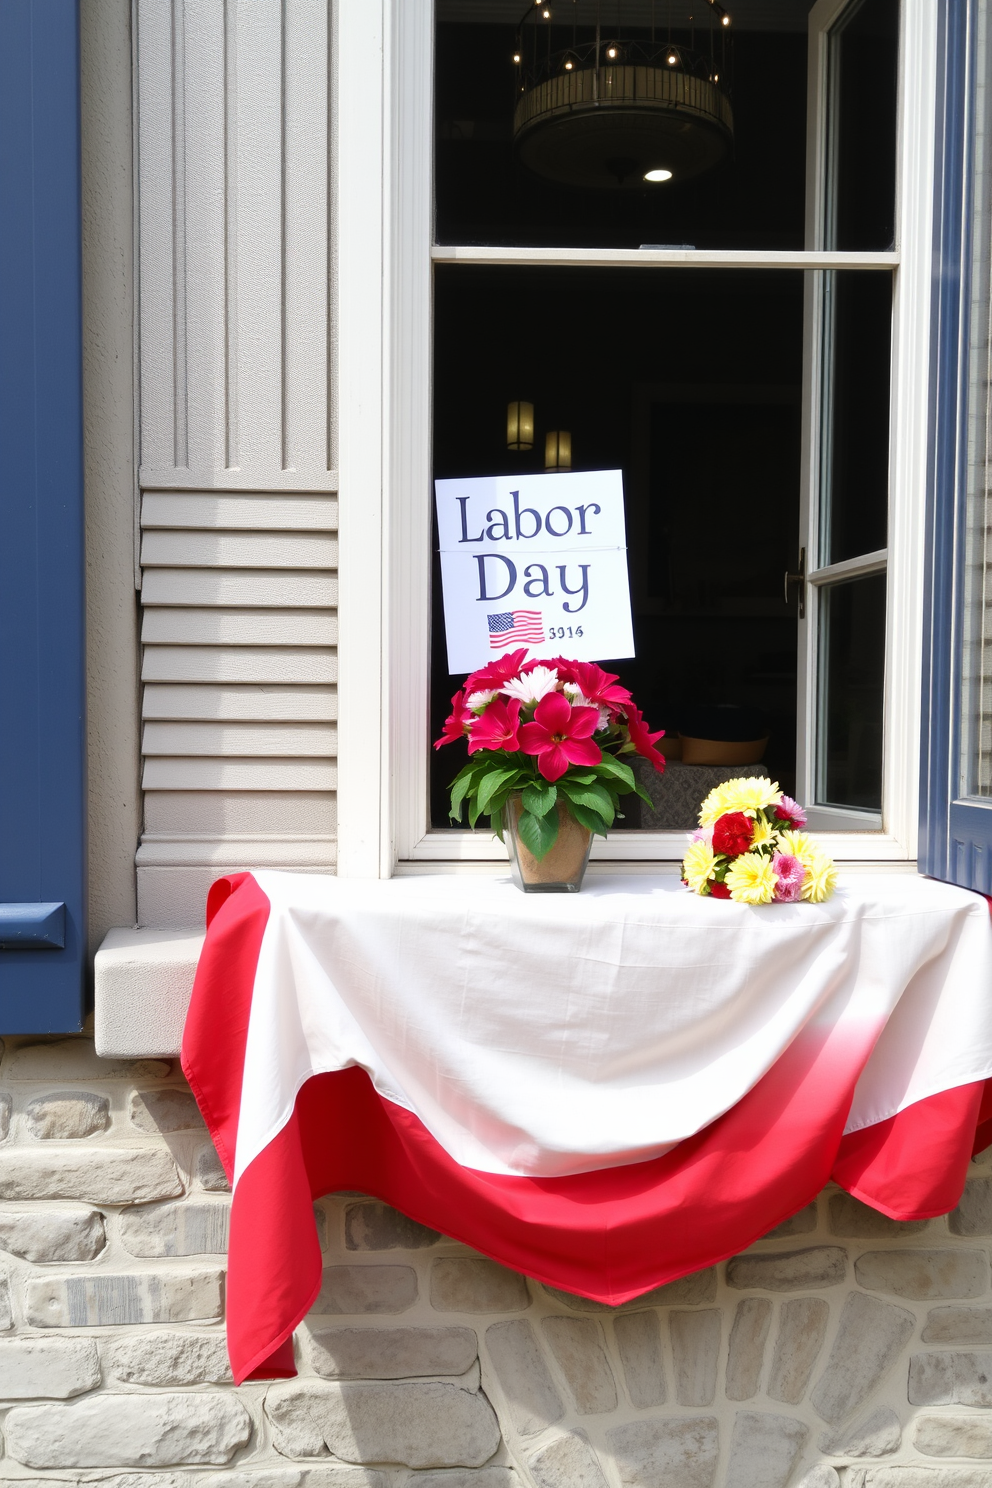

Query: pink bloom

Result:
[519,692,601,782]
[691,825,714,845]
[463,649,530,695]
[467,696,522,754]
[772,852,805,902]
[434,690,472,749]
[568,662,633,714]
[775,795,807,829]
[625,705,666,773]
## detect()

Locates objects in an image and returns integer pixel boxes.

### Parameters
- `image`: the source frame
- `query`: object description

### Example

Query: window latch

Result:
[784,547,806,619]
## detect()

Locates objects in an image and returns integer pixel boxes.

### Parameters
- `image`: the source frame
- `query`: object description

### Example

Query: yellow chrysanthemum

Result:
[725,852,778,905]
[749,814,776,849]
[682,839,717,894]
[776,828,816,865]
[800,848,838,903]
[699,776,782,826]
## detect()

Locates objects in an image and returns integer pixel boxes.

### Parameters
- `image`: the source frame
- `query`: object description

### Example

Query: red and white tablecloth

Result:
[181,869,992,1384]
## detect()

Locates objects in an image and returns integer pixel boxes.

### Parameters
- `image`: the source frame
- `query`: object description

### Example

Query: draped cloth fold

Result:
[181,871,992,1383]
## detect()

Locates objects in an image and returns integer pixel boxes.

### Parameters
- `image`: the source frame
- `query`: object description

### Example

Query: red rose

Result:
[712,811,753,857]
[709,880,732,899]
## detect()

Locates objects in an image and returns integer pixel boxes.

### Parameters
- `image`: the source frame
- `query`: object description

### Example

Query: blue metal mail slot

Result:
[0,904,66,949]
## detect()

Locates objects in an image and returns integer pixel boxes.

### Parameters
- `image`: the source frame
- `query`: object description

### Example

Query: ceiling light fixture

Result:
[644,168,673,182]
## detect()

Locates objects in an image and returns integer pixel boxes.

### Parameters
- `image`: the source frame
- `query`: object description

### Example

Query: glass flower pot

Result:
[503,794,593,893]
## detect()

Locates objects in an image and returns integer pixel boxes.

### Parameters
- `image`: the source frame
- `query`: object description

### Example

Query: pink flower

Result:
[625,705,666,773]
[435,690,472,749]
[467,696,522,754]
[691,825,714,845]
[775,795,807,829]
[566,662,632,714]
[519,692,602,782]
[772,852,805,902]
[463,649,530,695]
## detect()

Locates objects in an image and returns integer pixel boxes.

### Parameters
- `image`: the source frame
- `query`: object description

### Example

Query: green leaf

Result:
[516,807,560,861]
[592,755,636,791]
[476,767,524,817]
[449,765,480,821]
[564,799,611,836]
[632,781,655,807]
[522,781,557,817]
[563,771,598,785]
[559,779,616,827]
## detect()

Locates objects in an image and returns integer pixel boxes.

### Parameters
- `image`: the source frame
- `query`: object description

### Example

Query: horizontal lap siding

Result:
[136,0,335,927]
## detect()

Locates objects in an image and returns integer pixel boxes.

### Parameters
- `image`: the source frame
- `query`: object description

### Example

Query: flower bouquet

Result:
[435,649,665,891]
[681,777,838,904]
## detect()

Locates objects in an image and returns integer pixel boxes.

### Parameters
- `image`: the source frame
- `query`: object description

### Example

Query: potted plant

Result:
[435,650,666,892]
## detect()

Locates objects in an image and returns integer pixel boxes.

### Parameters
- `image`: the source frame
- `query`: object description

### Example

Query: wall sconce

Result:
[545,430,571,470]
[507,401,535,450]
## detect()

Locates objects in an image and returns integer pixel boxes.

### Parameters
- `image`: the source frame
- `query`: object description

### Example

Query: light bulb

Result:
[564,59,573,69]
[513,52,521,63]
[606,45,617,58]
[667,52,677,63]
[542,5,550,15]
[722,12,731,22]
[644,168,673,182]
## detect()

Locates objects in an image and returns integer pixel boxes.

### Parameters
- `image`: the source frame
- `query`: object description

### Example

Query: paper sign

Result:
[435,469,636,675]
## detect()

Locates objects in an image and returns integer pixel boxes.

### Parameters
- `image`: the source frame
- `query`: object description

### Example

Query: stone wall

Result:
[0,1036,990,1487]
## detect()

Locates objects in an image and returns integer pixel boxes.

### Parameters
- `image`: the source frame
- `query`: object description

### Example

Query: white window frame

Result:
[335,0,937,879]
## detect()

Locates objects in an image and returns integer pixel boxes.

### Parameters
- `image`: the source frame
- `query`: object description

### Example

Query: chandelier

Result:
[512,0,735,190]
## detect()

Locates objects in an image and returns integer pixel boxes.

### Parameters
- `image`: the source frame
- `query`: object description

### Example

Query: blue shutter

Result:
[0,0,86,1030]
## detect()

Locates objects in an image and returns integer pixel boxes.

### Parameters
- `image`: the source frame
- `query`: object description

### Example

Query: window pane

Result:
[435,2,815,251]
[819,270,892,565]
[960,1,992,796]
[816,572,885,810]
[825,0,899,251]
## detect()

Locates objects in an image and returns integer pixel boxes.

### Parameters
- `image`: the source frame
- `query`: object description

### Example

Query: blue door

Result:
[0,0,86,1029]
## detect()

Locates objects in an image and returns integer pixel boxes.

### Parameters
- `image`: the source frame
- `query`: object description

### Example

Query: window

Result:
[334,0,939,875]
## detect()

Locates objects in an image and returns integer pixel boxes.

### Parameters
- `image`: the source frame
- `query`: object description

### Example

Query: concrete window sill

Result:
[94,928,204,1058]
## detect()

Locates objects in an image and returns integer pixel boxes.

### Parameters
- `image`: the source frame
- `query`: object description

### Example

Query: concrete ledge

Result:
[94,928,204,1058]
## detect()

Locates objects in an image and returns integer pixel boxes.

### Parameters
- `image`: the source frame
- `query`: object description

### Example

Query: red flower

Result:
[709,880,732,899]
[625,705,666,772]
[463,649,530,695]
[467,696,521,754]
[569,662,632,713]
[519,692,602,782]
[434,690,472,749]
[712,811,753,857]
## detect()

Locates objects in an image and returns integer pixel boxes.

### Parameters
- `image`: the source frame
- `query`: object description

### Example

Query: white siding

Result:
[136,0,336,927]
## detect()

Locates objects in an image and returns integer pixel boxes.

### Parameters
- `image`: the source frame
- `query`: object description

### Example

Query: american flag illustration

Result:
[488,610,545,648]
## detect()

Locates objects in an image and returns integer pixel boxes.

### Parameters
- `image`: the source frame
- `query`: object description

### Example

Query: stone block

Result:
[949,1178,992,1236]
[764,1203,818,1238]
[724,1411,807,1488]
[670,1309,721,1407]
[613,1309,666,1408]
[767,1296,829,1403]
[407,1472,516,1488]
[484,1319,564,1435]
[0,1339,100,1398]
[0,1147,182,1204]
[345,1201,440,1250]
[909,1351,992,1406]
[607,1417,719,1488]
[540,1317,616,1414]
[829,1193,929,1238]
[119,1200,230,1256]
[130,1088,205,1133]
[544,1268,716,1311]
[265,1381,500,1468]
[0,1093,9,1141]
[922,1306,992,1344]
[854,1249,989,1299]
[196,1142,230,1192]
[25,1091,110,1140]
[820,1407,901,1456]
[797,1471,840,1488]
[26,1268,224,1327]
[914,1415,992,1457]
[4,1393,251,1467]
[306,1325,477,1379]
[3,1039,170,1081]
[431,1258,529,1313]
[725,1297,771,1401]
[313,1265,417,1314]
[104,1331,232,1385]
[850,1472,992,1488]
[727,1246,846,1291]
[0,1273,10,1330]
[0,1207,105,1262]
[529,1432,608,1488]
[810,1291,915,1424]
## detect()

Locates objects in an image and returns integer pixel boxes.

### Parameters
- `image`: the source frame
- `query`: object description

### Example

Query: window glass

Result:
[825,0,899,251]
[816,572,886,810]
